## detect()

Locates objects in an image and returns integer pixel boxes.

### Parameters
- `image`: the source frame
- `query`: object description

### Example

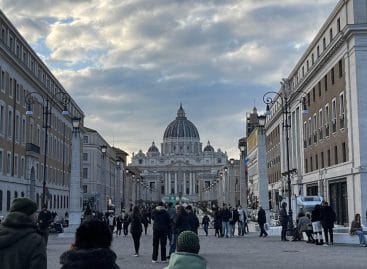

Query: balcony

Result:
[26,143,40,157]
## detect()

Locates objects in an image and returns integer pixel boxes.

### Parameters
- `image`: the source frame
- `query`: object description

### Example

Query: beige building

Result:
[264,0,367,225]
[0,10,84,217]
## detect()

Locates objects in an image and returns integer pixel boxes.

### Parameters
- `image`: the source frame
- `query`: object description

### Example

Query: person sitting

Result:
[350,213,366,247]
[164,231,206,269]
[60,219,120,269]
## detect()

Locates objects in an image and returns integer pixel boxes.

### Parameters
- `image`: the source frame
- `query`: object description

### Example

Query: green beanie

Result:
[177,231,200,254]
[10,198,37,216]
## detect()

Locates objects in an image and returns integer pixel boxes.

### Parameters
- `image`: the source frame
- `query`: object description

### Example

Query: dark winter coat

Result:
[202,215,210,225]
[311,206,322,222]
[116,216,123,230]
[0,212,46,269]
[187,211,200,233]
[38,209,52,229]
[129,214,143,234]
[257,208,266,224]
[222,208,231,222]
[320,206,336,229]
[60,248,120,269]
[279,208,288,225]
[173,211,191,235]
[151,206,170,234]
[214,210,222,229]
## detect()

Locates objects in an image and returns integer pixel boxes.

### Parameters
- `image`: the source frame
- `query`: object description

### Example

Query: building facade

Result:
[0,10,84,218]
[81,127,126,214]
[130,104,228,205]
[264,0,367,225]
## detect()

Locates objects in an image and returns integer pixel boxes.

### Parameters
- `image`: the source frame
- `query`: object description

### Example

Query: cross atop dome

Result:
[177,103,186,118]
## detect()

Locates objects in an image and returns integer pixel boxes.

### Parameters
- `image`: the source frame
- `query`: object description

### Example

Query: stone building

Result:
[264,0,367,225]
[0,10,84,217]
[130,104,227,205]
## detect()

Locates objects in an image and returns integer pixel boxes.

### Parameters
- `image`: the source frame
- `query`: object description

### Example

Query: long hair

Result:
[132,206,141,219]
[354,213,361,223]
[74,219,112,249]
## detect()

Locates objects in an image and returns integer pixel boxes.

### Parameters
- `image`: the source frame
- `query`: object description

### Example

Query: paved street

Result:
[47,226,366,269]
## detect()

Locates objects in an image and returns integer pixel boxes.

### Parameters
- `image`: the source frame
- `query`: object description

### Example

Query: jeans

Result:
[222,221,230,237]
[355,230,366,245]
[238,221,244,236]
[259,223,268,237]
[203,224,209,236]
[169,233,177,255]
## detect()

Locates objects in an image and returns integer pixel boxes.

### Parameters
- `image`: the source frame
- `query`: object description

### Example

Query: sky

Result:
[0,0,337,160]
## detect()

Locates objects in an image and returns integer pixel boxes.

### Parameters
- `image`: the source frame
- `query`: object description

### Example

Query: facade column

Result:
[61,120,81,236]
[183,172,186,196]
[174,173,178,194]
[168,173,171,195]
[165,173,168,196]
[189,173,192,195]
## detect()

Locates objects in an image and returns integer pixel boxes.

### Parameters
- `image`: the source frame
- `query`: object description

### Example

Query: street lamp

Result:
[101,145,107,212]
[263,89,308,235]
[26,91,70,207]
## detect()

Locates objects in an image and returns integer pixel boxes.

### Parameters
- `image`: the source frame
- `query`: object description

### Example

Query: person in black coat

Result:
[221,204,231,238]
[129,206,143,256]
[214,208,223,238]
[60,219,120,269]
[202,214,210,236]
[279,202,288,241]
[320,201,336,245]
[169,205,190,255]
[151,202,170,262]
[186,205,199,234]
[311,204,323,245]
[258,206,268,237]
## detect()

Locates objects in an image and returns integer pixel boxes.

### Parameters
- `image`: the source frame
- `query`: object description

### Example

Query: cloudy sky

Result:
[1,0,337,160]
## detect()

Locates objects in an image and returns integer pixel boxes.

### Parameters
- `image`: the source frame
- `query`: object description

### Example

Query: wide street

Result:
[47,225,366,269]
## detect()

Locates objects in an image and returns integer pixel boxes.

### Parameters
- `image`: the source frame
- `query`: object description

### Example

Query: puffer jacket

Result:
[0,212,46,269]
[60,248,120,269]
[163,252,206,269]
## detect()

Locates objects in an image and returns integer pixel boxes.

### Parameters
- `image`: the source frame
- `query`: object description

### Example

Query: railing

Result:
[26,143,40,154]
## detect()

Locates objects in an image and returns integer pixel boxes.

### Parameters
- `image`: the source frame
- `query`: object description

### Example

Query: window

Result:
[342,142,347,162]
[312,53,314,65]
[15,114,19,141]
[0,103,4,134]
[321,152,325,168]
[323,37,326,50]
[6,190,10,210]
[83,136,88,143]
[327,149,331,166]
[83,153,88,161]
[305,159,308,173]
[307,60,309,71]
[337,18,341,32]
[7,109,13,138]
[312,88,315,102]
[324,75,328,91]
[310,156,313,171]
[338,60,343,77]
[14,155,18,177]
[6,152,11,174]
[83,185,87,193]
[0,150,2,172]
[334,145,338,165]
[317,46,320,57]
[0,190,2,211]
[83,168,88,179]
[331,99,337,132]
[315,154,319,170]
[331,68,335,84]
[339,93,345,129]
[329,28,333,41]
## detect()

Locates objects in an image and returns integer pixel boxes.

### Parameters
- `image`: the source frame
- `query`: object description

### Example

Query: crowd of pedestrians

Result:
[1,197,366,269]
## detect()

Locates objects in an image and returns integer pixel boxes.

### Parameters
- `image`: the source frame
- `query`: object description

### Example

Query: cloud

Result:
[0,0,336,159]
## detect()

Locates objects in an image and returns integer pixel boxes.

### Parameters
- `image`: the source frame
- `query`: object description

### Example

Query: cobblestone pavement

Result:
[48,226,367,269]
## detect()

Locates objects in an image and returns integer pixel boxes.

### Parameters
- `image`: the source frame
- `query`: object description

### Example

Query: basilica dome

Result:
[163,104,200,140]
[148,141,159,153]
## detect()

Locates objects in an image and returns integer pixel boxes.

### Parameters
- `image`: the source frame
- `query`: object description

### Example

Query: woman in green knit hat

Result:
[164,230,206,269]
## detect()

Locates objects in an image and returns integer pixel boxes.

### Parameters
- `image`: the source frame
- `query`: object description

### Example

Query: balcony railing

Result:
[26,143,40,154]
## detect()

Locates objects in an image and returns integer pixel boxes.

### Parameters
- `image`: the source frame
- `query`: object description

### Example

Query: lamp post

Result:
[263,90,308,235]
[101,145,107,212]
[26,91,70,206]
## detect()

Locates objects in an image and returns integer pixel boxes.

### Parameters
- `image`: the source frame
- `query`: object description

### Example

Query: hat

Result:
[10,198,38,216]
[177,231,200,254]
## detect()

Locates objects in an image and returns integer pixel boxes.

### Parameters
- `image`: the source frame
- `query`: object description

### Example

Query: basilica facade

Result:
[130,105,227,204]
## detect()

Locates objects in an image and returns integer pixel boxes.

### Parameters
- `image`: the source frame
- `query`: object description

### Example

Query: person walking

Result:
[279,202,288,241]
[129,206,143,256]
[108,214,115,233]
[186,205,200,234]
[167,202,176,243]
[311,204,323,245]
[221,204,231,238]
[60,219,120,269]
[115,214,123,236]
[237,206,245,236]
[350,213,367,247]
[37,204,52,245]
[123,211,130,236]
[258,206,268,237]
[0,198,46,269]
[170,205,190,256]
[214,207,223,238]
[202,214,210,236]
[142,208,150,235]
[320,201,336,246]
[151,202,170,263]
